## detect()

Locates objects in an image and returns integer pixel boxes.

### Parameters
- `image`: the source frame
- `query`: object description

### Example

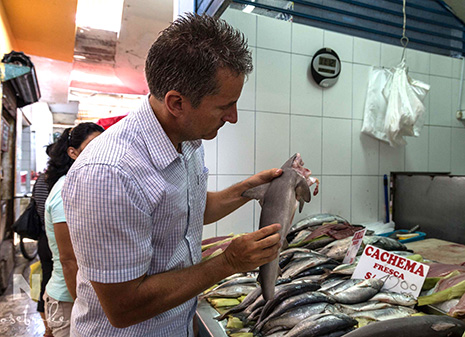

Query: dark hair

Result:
[145,13,253,108]
[45,122,104,190]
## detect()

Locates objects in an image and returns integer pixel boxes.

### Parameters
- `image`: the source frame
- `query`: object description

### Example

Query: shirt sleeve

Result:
[62,164,157,284]
[49,191,67,224]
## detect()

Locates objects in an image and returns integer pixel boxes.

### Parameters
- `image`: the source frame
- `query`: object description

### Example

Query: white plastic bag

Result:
[362,60,430,147]
[361,66,392,144]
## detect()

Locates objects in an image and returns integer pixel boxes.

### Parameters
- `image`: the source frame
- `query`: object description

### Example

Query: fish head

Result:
[285,153,320,196]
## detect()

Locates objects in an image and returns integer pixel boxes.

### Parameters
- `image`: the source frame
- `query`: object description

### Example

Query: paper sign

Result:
[352,245,429,298]
[342,228,366,264]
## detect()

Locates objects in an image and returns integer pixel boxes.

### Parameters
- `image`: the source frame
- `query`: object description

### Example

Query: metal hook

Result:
[400,36,409,48]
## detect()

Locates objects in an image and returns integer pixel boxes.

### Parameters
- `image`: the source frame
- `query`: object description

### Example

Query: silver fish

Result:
[288,213,349,237]
[289,229,313,245]
[242,153,317,301]
[319,236,408,262]
[368,291,417,306]
[302,236,336,250]
[318,237,354,261]
[202,283,257,298]
[240,281,309,322]
[285,313,358,337]
[332,257,360,275]
[280,247,312,257]
[349,306,417,321]
[258,281,320,323]
[254,291,336,331]
[324,278,384,304]
[291,250,329,259]
[245,305,264,323]
[264,331,288,337]
[261,304,336,335]
[319,277,348,292]
[214,286,262,321]
[281,256,332,279]
[290,273,332,283]
[239,294,265,322]
[323,279,362,294]
[363,236,407,251]
[206,275,256,293]
[335,301,394,314]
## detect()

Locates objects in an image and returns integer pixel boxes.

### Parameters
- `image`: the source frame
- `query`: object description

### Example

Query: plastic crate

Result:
[379,229,426,243]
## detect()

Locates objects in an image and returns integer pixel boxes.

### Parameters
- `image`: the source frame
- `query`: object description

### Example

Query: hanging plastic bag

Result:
[362,60,430,147]
[383,60,430,147]
[361,66,392,144]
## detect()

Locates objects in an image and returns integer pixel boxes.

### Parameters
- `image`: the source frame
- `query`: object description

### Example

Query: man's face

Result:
[183,68,245,140]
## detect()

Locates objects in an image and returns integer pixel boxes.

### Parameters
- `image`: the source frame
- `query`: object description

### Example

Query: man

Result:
[62,13,282,336]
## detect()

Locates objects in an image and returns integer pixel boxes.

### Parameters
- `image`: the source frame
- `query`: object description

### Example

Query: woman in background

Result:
[44,123,104,337]
[33,172,53,337]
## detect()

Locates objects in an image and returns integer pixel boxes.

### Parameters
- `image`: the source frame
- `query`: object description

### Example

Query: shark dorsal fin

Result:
[242,183,270,205]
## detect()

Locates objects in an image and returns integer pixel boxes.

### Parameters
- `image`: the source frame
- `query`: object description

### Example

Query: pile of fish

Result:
[202,249,421,336]
[200,210,437,336]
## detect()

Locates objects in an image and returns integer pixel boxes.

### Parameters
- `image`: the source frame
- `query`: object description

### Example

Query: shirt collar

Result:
[135,96,202,170]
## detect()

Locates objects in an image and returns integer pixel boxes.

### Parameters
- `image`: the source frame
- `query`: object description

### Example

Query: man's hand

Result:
[91,223,281,329]
[222,223,281,273]
[242,168,283,192]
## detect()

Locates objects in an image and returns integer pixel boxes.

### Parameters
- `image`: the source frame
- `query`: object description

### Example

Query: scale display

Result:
[311,48,341,88]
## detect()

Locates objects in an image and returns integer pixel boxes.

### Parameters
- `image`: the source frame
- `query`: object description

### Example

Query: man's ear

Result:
[67,147,79,160]
[164,90,185,117]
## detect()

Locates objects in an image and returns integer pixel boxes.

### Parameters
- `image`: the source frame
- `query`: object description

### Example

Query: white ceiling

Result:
[32,0,173,108]
[31,0,465,114]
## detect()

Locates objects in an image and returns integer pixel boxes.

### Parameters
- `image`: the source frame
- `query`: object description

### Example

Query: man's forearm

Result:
[93,253,235,328]
[203,168,282,225]
[204,183,249,224]
[91,223,281,329]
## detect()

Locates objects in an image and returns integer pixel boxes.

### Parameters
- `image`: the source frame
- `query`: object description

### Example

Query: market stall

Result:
[197,209,465,337]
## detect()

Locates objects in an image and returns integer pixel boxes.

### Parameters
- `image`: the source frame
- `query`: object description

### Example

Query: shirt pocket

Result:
[192,167,208,211]
[187,167,209,263]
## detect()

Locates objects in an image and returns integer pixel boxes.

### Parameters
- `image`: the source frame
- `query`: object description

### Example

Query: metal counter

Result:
[197,299,229,337]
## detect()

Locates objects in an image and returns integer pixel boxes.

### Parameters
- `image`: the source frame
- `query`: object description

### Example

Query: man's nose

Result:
[222,105,238,124]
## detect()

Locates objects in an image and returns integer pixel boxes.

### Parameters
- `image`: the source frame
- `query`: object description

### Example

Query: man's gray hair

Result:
[145,13,253,108]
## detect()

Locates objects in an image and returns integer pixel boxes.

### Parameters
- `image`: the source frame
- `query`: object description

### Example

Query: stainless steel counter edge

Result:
[197,299,229,337]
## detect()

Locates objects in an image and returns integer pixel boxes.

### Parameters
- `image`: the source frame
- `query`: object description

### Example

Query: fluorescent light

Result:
[243,5,255,13]
[74,55,86,60]
[70,69,125,86]
[75,0,125,34]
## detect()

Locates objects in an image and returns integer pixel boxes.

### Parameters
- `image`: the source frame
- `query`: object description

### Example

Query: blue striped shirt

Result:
[62,97,208,337]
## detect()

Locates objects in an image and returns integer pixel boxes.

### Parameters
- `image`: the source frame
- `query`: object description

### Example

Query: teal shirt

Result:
[45,175,73,302]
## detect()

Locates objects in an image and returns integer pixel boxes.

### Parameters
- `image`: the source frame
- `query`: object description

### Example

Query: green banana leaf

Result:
[418,279,465,306]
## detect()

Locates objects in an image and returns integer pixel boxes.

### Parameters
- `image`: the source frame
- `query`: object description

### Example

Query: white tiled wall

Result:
[202,8,465,238]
